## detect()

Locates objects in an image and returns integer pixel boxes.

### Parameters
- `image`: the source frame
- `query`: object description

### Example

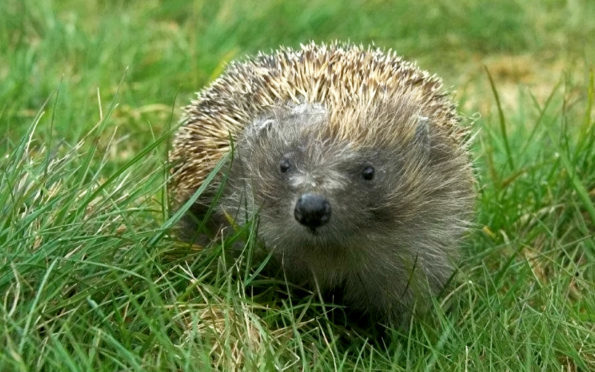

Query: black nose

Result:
[294,193,331,230]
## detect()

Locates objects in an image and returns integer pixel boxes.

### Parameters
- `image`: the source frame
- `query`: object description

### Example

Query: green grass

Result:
[1,0,593,370]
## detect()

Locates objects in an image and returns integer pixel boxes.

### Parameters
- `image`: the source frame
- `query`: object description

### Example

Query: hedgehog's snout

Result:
[294,193,331,231]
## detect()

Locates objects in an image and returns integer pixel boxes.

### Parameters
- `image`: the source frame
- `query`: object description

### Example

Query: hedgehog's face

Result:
[227,102,433,252]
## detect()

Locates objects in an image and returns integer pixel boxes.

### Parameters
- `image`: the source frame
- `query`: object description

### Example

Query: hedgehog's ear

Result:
[414,115,431,157]
[255,117,275,132]
[249,116,276,139]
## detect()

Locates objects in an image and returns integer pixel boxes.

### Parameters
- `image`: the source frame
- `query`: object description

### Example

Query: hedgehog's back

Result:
[170,42,463,203]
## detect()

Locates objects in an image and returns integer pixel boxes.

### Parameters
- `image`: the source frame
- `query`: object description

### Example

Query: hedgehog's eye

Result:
[362,165,375,180]
[280,158,291,173]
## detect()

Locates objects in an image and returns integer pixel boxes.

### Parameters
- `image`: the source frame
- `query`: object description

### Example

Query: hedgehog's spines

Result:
[171,41,468,204]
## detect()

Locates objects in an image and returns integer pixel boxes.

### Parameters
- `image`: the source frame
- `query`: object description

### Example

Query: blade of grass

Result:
[485,66,515,172]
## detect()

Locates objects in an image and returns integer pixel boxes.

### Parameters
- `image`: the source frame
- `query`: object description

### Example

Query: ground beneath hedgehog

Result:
[170,42,475,325]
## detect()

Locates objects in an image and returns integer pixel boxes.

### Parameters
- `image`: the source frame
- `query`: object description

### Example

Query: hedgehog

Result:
[170,42,475,325]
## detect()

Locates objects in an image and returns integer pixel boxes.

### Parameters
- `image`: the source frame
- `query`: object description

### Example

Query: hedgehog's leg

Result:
[176,198,226,246]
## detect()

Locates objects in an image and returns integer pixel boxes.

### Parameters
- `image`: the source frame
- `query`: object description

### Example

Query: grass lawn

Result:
[1,0,593,370]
